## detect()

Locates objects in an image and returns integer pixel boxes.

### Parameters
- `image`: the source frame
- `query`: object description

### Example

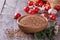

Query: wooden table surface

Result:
[0,0,60,40]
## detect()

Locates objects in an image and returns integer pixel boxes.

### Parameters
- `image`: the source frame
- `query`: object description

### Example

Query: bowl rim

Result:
[17,14,48,28]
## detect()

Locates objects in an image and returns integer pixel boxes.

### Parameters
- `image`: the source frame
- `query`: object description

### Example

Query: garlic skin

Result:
[48,8,57,14]
[54,25,59,35]
[38,7,45,13]
[29,6,34,9]
[39,7,45,11]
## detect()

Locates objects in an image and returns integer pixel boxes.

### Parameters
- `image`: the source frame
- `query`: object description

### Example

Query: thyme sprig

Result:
[34,26,55,40]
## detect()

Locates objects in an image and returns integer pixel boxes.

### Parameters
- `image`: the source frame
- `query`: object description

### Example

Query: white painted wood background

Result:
[0,0,60,40]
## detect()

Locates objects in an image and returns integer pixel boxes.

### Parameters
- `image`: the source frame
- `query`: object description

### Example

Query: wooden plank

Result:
[0,0,5,14]
[0,0,60,40]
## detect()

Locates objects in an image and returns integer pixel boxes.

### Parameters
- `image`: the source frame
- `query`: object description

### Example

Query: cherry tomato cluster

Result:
[14,0,60,20]
[24,0,51,14]
[42,13,56,21]
[23,0,58,21]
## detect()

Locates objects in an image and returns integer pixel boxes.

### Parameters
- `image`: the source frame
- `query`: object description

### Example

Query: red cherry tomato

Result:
[14,13,21,20]
[33,7,39,12]
[24,6,29,12]
[35,1,43,7]
[38,2,43,7]
[46,1,50,5]
[42,3,51,11]
[29,9,36,14]
[28,1,34,6]
[45,4,51,11]
[44,13,49,18]
[50,14,56,20]
[55,5,60,11]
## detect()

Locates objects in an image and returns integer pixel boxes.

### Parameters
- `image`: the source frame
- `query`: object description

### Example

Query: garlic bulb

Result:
[54,25,59,35]
[48,8,57,14]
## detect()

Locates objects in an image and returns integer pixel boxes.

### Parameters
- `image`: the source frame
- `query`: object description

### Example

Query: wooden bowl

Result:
[17,14,48,33]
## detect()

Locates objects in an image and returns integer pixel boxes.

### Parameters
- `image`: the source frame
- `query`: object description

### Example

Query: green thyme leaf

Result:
[34,26,55,40]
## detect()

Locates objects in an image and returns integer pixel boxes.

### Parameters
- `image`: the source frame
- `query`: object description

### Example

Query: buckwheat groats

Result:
[17,14,48,33]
